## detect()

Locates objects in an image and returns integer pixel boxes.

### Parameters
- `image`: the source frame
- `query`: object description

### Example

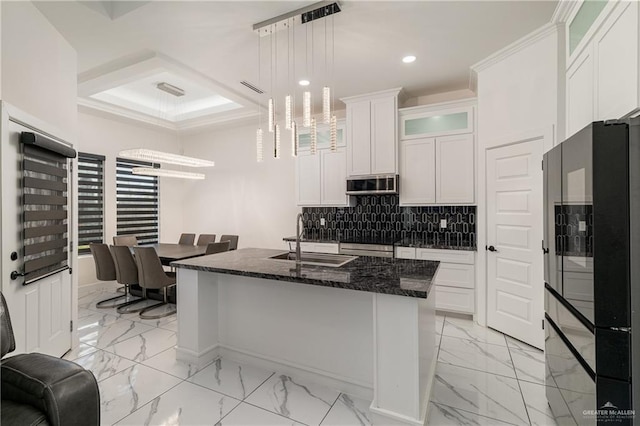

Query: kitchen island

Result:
[172,248,439,425]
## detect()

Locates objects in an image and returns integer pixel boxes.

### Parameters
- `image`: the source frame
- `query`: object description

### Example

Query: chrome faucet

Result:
[296,212,304,266]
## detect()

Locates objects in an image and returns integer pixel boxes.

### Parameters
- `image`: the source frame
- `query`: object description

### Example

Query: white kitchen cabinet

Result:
[296,148,351,207]
[436,134,475,204]
[321,149,348,205]
[565,0,640,137]
[594,0,639,120]
[399,134,474,205]
[400,105,473,139]
[567,48,594,137]
[343,88,401,177]
[396,247,476,314]
[296,152,321,205]
[399,138,436,205]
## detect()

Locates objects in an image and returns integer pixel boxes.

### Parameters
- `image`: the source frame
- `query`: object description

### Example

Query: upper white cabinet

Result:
[399,138,436,204]
[566,0,640,136]
[436,134,475,204]
[399,100,476,206]
[296,148,350,207]
[342,88,401,176]
[400,105,473,139]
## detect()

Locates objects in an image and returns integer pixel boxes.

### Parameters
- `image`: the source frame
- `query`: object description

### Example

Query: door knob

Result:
[486,245,498,252]
[10,270,25,280]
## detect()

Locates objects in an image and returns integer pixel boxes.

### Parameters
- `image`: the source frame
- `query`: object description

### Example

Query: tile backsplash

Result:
[302,195,476,248]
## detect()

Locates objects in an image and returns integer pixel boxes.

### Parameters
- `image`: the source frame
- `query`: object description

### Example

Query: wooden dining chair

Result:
[178,233,196,245]
[133,247,177,319]
[113,235,138,247]
[205,241,230,255]
[196,234,216,246]
[219,235,239,250]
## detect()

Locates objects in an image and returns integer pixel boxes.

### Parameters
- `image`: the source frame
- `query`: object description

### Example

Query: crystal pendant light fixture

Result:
[268,98,275,132]
[303,91,311,128]
[310,118,317,154]
[256,128,264,162]
[291,121,298,157]
[330,115,337,152]
[119,149,215,167]
[323,86,331,124]
[132,167,205,180]
[274,123,281,159]
[285,95,292,129]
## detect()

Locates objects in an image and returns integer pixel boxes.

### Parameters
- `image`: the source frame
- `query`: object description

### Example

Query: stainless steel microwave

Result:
[346,174,398,195]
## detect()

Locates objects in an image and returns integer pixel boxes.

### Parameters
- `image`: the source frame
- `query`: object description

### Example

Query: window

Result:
[116,158,159,245]
[77,153,105,255]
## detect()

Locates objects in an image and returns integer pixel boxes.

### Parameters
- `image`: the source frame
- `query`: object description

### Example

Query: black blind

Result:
[116,158,159,245]
[77,153,105,255]
[22,144,69,284]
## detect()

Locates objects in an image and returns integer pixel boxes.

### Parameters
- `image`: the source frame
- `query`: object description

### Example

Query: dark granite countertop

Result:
[282,236,476,251]
[172,248,438,299]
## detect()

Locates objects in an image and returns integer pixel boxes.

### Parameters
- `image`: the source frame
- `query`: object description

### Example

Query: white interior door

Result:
[1,108,72,356]
[486,139,544,349]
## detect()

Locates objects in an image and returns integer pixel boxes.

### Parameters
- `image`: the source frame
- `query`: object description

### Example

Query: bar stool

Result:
[133,247,177,319]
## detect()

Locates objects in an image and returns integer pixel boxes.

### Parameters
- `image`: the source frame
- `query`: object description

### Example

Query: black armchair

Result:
[0,292,100,426]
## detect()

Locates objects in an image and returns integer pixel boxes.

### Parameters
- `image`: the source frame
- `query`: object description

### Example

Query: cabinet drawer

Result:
[415,248,474,264]
[435,263,475,289]
[435,286,475,314]
[395,246,416,259]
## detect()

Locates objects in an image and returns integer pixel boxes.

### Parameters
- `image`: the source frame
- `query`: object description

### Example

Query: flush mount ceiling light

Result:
[156,82,185,97]
[119,149,215,167]
[253,1,341,162]
[132,167,205,180]
[402,55,417,63]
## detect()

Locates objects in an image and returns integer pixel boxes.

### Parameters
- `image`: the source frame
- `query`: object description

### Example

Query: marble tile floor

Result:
[71,288,556,425]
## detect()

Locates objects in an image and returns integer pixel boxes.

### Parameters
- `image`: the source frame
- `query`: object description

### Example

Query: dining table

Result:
[145,243,208,266]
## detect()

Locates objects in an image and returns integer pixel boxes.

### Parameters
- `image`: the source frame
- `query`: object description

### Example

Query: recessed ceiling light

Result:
[402,55,416,64]
[299,79,310,86]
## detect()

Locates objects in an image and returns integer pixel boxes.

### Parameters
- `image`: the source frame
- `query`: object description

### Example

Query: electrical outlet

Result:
[320,218,326,226]
[440,219,447,229]
[579,220,587,232]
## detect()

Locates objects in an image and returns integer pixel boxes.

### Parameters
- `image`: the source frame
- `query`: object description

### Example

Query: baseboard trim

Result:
[369,405,426,426]
[176,344,219,367]
[217,344,374,401]
[78,281,120,297]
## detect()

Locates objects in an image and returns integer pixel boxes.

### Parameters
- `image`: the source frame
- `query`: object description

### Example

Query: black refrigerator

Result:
[543,118,640,425]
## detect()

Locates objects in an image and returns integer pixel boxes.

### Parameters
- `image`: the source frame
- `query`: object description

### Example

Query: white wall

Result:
[473,23,560,326]
[76,109,183,286]
[181,122,298,250]
[1,2,77,135]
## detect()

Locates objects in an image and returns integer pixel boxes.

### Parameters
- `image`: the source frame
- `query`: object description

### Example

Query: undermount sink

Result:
[268,252,357,267]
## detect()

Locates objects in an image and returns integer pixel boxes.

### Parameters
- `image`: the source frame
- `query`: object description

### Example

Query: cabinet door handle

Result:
[486,245,498,253]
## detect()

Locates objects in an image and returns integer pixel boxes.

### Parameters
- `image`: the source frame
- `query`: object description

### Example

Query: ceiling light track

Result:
[253,1,341,37]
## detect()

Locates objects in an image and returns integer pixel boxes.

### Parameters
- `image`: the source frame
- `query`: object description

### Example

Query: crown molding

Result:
[551,0,576,24]
[78,97,260,132]
[470,22,560,74]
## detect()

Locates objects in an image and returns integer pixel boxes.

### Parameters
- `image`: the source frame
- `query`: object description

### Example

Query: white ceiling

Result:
[34,1,558,129]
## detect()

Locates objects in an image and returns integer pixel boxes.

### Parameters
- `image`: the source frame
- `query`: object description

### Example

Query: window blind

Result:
[116,158,159,245]
[77,153,105,255]
[22,144,69,284]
